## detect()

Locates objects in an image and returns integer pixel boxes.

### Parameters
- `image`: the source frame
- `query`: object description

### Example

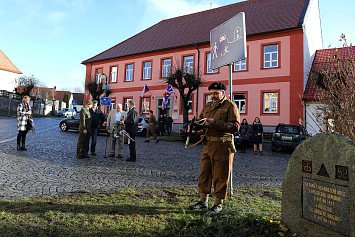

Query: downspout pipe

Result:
[195,44,200,117]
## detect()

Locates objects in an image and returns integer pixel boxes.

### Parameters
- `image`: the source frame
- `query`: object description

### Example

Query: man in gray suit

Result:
[124,100,139,162]
[106,103,127,158]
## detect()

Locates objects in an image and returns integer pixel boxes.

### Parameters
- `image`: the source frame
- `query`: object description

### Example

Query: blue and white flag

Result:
[141,84,150,97]
[162,84,174,110]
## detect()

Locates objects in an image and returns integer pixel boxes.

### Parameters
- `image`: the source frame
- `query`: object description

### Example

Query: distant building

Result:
[0,49,22,92]
[82,0,322,127]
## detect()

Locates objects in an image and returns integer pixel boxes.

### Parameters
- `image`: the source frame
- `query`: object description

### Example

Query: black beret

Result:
[208,82,227,91]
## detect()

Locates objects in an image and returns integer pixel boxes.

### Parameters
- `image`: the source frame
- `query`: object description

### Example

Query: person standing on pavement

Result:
[16,96,32,151]
[144,110,159,143]
[165,114,173,135]
[239,118,250,153]
[189,82,240,214]
[252,117,263,155]
[106,103,127,158]
[158,114,166,136]
[124,100,139,162]
[87,100,105,156]
[76,100,93,159]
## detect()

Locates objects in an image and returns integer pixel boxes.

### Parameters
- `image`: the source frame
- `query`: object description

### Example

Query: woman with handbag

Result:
[17,96,32,151]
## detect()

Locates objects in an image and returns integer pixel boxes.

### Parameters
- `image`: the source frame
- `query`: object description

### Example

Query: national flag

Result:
[162,84,174,110]
[141,84,150,97]
[120,130,135,142]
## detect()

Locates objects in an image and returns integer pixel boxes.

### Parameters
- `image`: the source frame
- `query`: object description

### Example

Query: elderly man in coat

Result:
[106,103,127,158]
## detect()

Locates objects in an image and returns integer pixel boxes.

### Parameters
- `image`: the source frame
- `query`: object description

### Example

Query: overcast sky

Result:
[0,0,353,92]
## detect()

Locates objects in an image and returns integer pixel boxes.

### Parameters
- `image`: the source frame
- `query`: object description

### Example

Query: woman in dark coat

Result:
[252,117,263,155]
[17,96,32,151]
[239,118,250,153]
[158,114,166,136]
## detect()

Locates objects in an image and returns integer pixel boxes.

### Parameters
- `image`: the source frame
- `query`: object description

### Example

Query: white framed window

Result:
[123,98,131,111]
[234,58,246,71]
[109,99,116,112]
[205,94,212,104]
[125,64,133,81]
[206,53,217,73]
[143,61,151,79]
[232,93,246,113]
[263,44,278,68]
[110,66,117,83]
[95,68,103,83]
[183,56,194,74]
[162,59,171,77]
[263,92,278,113]
[141,97,150,114]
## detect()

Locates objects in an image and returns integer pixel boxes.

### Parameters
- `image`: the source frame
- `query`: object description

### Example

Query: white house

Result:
[0,50,22,92]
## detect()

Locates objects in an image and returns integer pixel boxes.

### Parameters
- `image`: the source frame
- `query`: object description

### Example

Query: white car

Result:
[58,108,76,117]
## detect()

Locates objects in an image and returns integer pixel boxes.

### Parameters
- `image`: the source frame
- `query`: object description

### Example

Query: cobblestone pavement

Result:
[0,116,292,200]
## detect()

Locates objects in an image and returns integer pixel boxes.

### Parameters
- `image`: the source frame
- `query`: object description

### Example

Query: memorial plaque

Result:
[302,177,349,236]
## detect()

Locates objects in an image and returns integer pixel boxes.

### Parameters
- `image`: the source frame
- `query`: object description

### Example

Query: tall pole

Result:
[228,63,234,196]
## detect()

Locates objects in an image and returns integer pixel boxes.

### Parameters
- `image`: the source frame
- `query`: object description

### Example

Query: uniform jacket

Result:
[148,115,157,125]
[89,108,105,128]
[124,107,139,133]
[199,96,240,137]
[79,107,92,133]
[17,103,30,131]
[107,109,127,133]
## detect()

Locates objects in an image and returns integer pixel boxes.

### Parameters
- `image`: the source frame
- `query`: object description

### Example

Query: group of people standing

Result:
[76,99,139,162]
[238,117,264,154]
[158,114,173,136]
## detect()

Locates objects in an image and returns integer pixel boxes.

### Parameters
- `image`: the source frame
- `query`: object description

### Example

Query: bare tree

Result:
[310,34,354,140]
[15,75,41,97]
[163,64,202,124]
[85,76,111,104]
[72,86,84,93]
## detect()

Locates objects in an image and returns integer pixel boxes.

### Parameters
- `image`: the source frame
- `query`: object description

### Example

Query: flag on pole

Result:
[141,84,149,97]
[162,84,174,110]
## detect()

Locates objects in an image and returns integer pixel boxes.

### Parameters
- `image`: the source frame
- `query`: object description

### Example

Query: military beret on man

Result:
[86,100,93,105]
[208,82,227,91]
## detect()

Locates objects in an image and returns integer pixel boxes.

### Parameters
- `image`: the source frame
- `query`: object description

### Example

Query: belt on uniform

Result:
[206,135,233,142]
[149,123,155,125]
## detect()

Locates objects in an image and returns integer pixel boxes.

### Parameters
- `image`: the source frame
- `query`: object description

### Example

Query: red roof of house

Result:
[303,46,355,101]
[82,0,308,64]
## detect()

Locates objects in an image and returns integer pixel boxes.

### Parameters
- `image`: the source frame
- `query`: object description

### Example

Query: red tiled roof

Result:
[303,46,355,101]
[82,0,308,64]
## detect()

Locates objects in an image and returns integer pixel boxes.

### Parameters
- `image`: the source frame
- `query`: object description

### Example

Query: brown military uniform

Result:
[146,115,158,140]
[76,107,92,157]
[198,96,240,201]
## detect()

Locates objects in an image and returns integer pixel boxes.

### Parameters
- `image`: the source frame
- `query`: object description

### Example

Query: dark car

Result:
[59,114,108,134]
[271,123,306,151]
[180,122,205,142]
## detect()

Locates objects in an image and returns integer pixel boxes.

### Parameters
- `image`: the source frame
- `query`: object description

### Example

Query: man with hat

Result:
[76,100,93,159]
[189,82,240,214]
[87,100,105,156]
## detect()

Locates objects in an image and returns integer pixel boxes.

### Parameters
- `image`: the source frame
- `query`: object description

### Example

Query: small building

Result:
[0,49,22,93]
[82,0,322,129]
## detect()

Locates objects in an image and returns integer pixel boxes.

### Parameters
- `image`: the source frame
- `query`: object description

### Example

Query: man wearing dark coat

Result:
[124,100,139,162]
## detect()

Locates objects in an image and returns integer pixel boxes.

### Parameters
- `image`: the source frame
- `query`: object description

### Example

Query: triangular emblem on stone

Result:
[316,163,330,177]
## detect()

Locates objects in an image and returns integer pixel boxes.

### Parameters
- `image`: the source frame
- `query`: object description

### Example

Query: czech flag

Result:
[141,84,149,97]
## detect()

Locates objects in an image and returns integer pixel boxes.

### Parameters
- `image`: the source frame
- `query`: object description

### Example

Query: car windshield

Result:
[277,125,300,134]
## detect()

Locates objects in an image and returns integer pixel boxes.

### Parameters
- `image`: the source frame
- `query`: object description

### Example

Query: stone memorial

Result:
[282,133,354,237]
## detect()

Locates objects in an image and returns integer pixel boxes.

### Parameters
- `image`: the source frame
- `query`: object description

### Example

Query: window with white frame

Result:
[183,56,194,74]
[143,61,151,79]
[109,99,116,112]
[206,53,217,73]
[234,58,246,71]
[110,66,117,83]
[263,44,278,68]
[123,98,131,111]
[125,64,133,81]
[232,93,246,113]
[141,97,150,114]
[205,94,212,104]
[162,58,171,77]
[263,92,278,113]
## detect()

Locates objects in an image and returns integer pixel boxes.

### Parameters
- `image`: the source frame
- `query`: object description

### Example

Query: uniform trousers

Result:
[198,141,234,200]
[77,131,91,157]
[146,124,157,140]
[109,133,124,156]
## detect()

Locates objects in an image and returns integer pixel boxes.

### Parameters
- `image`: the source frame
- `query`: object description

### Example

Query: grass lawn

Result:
[0,187,294,237]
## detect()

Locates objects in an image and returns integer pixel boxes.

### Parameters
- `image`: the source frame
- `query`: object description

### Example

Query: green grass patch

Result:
[0,187,294,236]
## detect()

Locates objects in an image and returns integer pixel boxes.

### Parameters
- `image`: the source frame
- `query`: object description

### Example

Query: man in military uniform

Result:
[76,100,93,159]
[144,110,159,143]
[189,82,240,214]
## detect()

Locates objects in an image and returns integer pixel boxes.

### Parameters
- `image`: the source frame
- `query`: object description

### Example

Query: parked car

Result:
[59,114,108,134]
[137,116,159,136]
[180,121,205,142]
[271,123,306,151]
[58,108,76,117]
